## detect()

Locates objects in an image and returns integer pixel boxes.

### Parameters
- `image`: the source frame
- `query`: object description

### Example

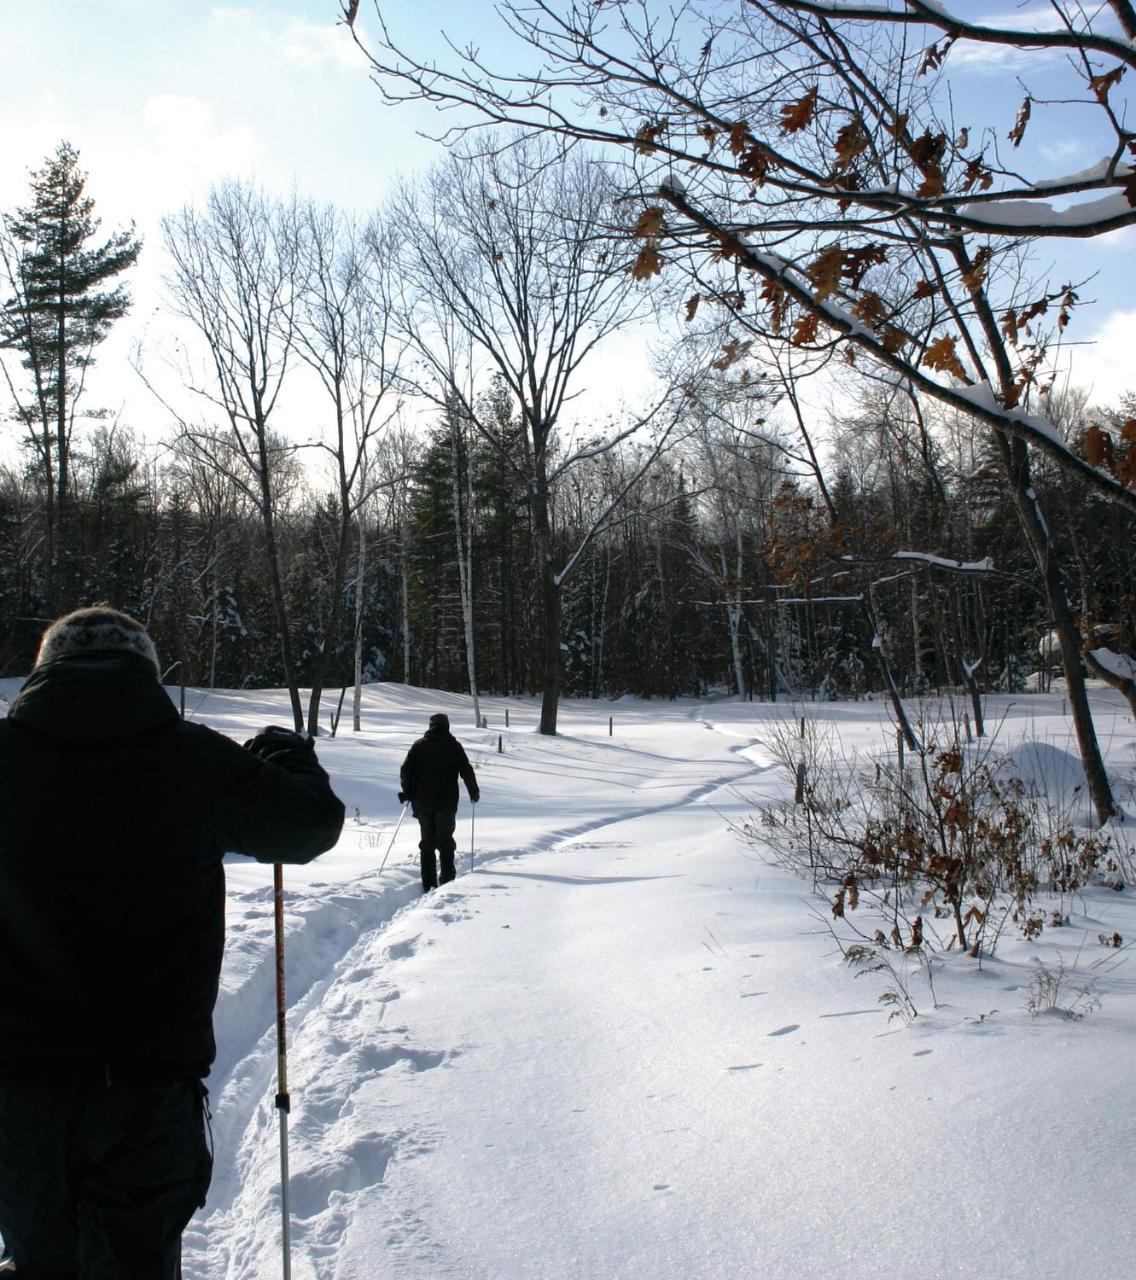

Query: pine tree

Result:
[0,141,141,602]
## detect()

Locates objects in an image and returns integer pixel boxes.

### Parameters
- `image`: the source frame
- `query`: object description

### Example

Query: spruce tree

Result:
[0,141,141,600]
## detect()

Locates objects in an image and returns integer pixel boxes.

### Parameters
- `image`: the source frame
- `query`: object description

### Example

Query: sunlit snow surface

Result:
[2,679,1134,1279]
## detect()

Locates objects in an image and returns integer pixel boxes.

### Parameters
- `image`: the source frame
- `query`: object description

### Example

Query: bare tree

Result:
[165,429,255,689]
[445,395,483,729]
[292,203,407,732]
[163,183,305,729]
[391,135,681,733]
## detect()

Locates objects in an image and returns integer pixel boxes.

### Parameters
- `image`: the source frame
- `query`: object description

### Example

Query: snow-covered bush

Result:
[747,710,1128,964]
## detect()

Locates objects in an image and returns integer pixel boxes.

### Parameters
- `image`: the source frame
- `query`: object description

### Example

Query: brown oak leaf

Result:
[961,246,992,292]
[760,279,789,334]
[807,245,844,301]
[630,245,662,280]
[738,142,770,185]
[962,156,993,193]
[635,121,665,155]
[1090,66,1125,105]
[792,312,820,345]
[853,292,886,327]
[711,339,753,371]
[634,207,666,238]
[1084,422,1113,469]
[1008,98,1031,148]
[833,121,869,172]
[780,87,818,134]
[923,335,969,381]
[919,36,955,76]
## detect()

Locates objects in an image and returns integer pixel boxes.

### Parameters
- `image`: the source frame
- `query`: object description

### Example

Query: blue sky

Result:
[1,0,1134,434]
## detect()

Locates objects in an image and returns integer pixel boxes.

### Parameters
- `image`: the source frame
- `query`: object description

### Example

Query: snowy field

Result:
[2,678,1134,1279]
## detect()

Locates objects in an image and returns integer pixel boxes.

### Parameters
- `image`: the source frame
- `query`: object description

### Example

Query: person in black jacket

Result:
[0,606,344,1279]
[399,712,480,892]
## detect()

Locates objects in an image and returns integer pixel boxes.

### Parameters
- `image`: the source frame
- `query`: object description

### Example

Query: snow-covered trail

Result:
[183,700,774,1278]
[182,696,1136,1279]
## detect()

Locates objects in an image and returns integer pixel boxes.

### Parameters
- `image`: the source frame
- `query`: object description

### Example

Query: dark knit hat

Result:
[35,606,160,675]
[428,712,450,732]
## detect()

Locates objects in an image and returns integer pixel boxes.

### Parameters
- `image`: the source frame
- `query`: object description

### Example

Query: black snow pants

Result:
[417,809,458,890]
[0,1075,212,1279]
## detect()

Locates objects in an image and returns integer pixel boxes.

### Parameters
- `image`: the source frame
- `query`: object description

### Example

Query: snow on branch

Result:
[772,0,1136,67]
[889,551,996,573]
[1088,647,1136,680]
[655,183,1136,516]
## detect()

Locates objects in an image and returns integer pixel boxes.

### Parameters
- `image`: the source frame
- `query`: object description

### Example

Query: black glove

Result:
[470,789,480,804]
[397,791,407,804]
[244,725,315,765]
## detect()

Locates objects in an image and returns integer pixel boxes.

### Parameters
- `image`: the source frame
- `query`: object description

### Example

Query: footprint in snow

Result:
[768,1024,800,1037]
[355,1043,447,1075]
[287,1135,396,1220]
[726,1063,763,1072]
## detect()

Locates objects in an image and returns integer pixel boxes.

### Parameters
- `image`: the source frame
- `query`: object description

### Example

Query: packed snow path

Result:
[153,686,1136,1280]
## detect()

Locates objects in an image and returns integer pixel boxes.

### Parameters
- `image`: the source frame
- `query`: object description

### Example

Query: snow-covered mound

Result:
[996,739,1088,799]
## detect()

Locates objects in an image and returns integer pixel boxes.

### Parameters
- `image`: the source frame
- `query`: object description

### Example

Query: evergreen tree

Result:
[0,142,141,602]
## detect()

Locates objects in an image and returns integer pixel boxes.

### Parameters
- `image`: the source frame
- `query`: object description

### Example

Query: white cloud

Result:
[1038,136,1091,168]
[950,41,1037,75]
[977,7,1080,34]
[1094,224,1136,252]
[208,6,364,70]
[1061,309,1136,405]
[140,94,258,201]
[277,16,368,68]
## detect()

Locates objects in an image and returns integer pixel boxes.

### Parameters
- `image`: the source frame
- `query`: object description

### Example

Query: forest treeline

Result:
[0,356,1129,715]
[0,139,1133,771]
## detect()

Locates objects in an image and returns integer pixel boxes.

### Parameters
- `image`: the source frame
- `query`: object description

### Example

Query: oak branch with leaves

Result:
[350,0,1135,821]
[349,0,1136,508]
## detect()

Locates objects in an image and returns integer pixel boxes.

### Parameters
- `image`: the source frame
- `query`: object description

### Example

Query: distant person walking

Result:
[399,713,480,891]
[0,606,345,1278]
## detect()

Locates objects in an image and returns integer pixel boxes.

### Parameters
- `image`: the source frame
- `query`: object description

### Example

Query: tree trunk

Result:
[352,507,368,732]
[863,593,921,753]
[450,408,482,729]
[306,505,353,735]
[999,434,1114,823]
[260,495,304,732]
[55,307,68,536]
[531,476,561,736]
[400,510,411,683]
[1084,649,1136,721]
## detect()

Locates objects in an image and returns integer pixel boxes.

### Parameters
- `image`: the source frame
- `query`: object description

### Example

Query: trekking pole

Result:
[378,802,409,875]
[272,863,293,1280]
[470,804,476,875]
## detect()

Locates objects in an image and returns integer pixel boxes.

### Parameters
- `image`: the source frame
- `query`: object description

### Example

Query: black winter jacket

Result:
[400,726,479,816]
[0,653,345,1080]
